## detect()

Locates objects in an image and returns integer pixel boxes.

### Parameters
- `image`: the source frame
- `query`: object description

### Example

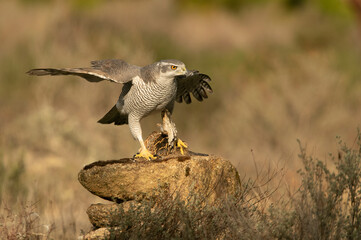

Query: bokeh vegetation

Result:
[1,0,361,238]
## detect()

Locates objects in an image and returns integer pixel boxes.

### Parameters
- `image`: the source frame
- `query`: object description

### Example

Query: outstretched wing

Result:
[27,59,141,84]
[175,70,212,104]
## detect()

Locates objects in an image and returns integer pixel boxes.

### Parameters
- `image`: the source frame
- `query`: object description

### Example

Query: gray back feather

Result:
[90,59,141,83]
[140,63,158,83]
[27,59,141,84]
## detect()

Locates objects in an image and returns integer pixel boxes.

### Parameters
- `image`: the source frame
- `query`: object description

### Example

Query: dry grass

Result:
[1,0,361,238]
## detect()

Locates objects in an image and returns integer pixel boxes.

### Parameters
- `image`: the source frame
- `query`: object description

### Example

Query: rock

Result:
[79,154,240,204]
[87,203,122,228]
[87,202,140,228]
[82,227,122,240]
[78,132,241,204]
[79,131,242,239]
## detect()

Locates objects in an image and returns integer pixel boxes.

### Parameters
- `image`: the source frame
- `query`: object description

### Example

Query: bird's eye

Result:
[171,65,177,70]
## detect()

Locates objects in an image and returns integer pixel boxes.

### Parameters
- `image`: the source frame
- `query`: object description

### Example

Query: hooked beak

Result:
[181,67,187,74]
[177,67,187,77]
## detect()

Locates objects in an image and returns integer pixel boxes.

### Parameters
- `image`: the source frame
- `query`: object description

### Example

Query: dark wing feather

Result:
[27,59,140,84]
[175,70,212,104]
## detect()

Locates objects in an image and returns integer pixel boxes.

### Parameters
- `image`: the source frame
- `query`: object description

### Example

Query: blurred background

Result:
[1,0,361,238]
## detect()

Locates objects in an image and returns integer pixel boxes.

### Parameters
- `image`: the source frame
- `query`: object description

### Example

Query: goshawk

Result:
[27,59,212,160]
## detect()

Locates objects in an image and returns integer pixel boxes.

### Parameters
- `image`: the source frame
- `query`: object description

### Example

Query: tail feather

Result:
[98,105,128,125]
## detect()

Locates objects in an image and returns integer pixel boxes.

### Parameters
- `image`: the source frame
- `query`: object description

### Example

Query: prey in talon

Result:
[27,59,212,160]
[160,109,188,155]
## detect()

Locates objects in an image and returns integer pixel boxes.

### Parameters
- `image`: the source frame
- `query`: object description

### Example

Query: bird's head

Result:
[157,59,187,78]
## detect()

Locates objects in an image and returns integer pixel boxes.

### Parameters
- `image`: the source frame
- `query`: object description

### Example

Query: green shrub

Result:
[274,131,361,239]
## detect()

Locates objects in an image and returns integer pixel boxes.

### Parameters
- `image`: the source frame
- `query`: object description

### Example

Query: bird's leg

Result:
[161,110,188,154]
[129,114,156,160]
[134,139,156,160]
[176,139,188,155]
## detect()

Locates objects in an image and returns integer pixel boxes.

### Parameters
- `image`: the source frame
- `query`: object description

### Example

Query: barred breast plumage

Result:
[122,75,177,119]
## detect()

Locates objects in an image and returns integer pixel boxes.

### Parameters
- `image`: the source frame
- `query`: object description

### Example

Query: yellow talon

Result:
[134,148,157,160]
[177,138,188,155]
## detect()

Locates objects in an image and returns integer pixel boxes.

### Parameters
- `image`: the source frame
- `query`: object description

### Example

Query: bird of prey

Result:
[27,59,212,160]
